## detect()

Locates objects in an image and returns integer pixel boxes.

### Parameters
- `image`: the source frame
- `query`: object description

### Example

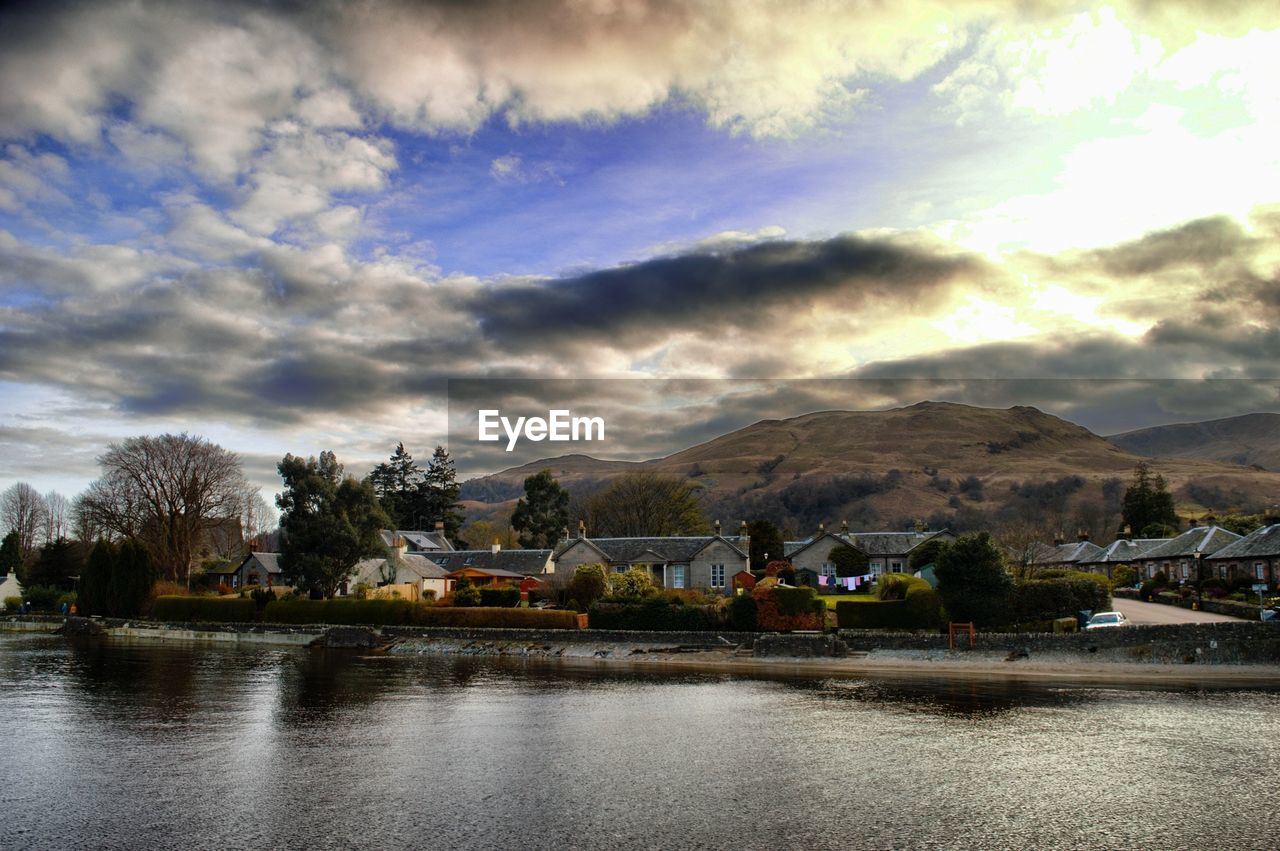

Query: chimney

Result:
[1077,529,1089,542]
[1204,514,1217,527]
[1188,517,1197,529]
[391,534,408,559]
[1053,532,1065,546]
[578,519,586,539]
[914,518,924,533]
[561,526,570,542]
[818,522,825,534]
[739,520,748,538]
[714,519,721,536]
[841,519,849,534]
[1122,524,1132,540]
[491,541,501,553]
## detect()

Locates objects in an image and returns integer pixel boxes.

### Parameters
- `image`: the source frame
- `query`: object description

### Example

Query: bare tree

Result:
[78,433,250,584]
[992,516,1052,581]
[1,482,48,562]
[44,491,70,543]
[577,471,709,537]
[241,488,275,550]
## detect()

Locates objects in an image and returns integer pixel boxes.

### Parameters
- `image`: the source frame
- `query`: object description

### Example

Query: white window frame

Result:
[1257,563,1266,580]
[672,565,686,589]
[820,562,836,577]
[710,564,725,589]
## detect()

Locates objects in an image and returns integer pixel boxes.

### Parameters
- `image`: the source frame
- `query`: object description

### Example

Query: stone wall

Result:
[838,621,1280,664]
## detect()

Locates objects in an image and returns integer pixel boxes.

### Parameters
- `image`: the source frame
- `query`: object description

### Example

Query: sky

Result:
[1,0,1279,505]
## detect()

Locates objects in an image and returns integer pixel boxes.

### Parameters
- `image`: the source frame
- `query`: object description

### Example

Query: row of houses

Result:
[1033,520,1280,586]
[214,519,957,596]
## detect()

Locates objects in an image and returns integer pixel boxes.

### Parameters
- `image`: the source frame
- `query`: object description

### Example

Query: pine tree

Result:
[1121,462,1179,537]
[79,540,115,617]
[420,445,464,540]
[0,531,21,576]
[367,442,424,528]
[511,470,570,549]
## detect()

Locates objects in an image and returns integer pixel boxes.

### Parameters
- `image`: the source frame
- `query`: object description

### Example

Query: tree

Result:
[109,540,157,618]
[908,537,950,573]
[24,538,83,590]
[1121,462,1179,539]
[460,519,519,550]
[367,442,424,528]
[567,563,608,610]
[608,565,656,598]
[580,472,707,537]
[276,451,389,599]
[78,433,250,584]
[79,540,115,617]
[1,482,47,563]
[511,470,570,549]
[746,519,783,570]
[43,491,70,544]
[0,531,21,576]
[829,543,870,577]
[933,532,1013,628]
[421,445,465,540]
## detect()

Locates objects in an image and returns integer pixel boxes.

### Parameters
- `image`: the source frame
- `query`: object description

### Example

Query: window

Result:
[464,557,474,565]
[870,561,883,576]
[1180,561,1188,579]
[819,562,836,577]
[672,565,686,588]
[615,565,627,574]
[1257,563,1266,580]
[436,557,448,566]
[710,564,725,588]
[890,561,903,573]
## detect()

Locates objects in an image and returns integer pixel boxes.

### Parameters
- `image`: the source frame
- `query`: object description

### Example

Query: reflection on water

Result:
[2,633,1279,850]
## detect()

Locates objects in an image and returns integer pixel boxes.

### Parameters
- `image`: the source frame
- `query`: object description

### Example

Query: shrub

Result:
[727,593,758,631]
[215,583,234,596]
[1010,579,1110,625]
[22,585,62,612]
[3,596,22,611]
[836,585,944,630]
[608,566,656,597]
[569,564,608,608]
[250,586,277,611]
[479,586,521,607]
[587,598,721,631]
[57,592,77,609]
[452,584,482,607]
[1036,569,1112,592]
[1110,564,1137,588]
[152,595,257,623]
[752,584,824,631]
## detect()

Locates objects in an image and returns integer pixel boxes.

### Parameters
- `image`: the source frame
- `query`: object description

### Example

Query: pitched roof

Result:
[785,529,952,560]
[430,549,553,576]
[380,529,453,552]
[239,552,281,574]
[1207,524,1280,561]
[446,566,528,580]
[554,535,748,563]
[1033,540,1107,566]
[1094,537,1169,563]
[1140,525,1241,561]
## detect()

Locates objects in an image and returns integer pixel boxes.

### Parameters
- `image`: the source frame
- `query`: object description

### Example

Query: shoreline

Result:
[6,616,1280,688]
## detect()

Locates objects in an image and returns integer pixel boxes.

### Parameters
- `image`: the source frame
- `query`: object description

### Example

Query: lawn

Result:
[818,592,878,610]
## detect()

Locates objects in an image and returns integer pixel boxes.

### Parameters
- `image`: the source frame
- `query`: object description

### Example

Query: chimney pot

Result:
[491,542,500,553]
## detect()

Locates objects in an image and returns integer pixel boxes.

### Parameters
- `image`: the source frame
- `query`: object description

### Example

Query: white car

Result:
[1084,611,1128,629]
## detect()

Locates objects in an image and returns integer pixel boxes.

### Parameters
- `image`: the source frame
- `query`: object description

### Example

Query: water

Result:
[2,634,1279,850]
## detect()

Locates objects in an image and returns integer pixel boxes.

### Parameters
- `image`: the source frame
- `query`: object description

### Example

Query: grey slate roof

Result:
[381,529,453,552]
[554,536,748,563]
[1140,525,1241,561]
[240,552,281,574]
[1093,538,1169,564]
[1207,525,1280,561]
[399,554,451,580]
[429,549,552,576]
[1033,540,1107,566]
[785,530,952,560]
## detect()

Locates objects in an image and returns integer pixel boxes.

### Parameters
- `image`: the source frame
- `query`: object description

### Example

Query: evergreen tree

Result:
[24,538,83,590]
[908,537,950,572]
[366,442,424,528]
[0,531,21,576]
[828,543,870,577]
[79,540,115,617]
[113,540,158,617]
[933,532,1013,628]
[277,451,389,598]
[420,445,464,540]
[1121,462,1179,537]
[746,519,784,570]
[511,470,570,549]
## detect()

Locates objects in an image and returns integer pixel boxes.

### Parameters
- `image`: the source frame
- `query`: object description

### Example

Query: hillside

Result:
[1109,413,1280,471]
[461,401,1280,533]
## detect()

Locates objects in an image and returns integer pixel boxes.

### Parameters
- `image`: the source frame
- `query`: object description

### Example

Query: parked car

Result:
[1084,611,1129,629]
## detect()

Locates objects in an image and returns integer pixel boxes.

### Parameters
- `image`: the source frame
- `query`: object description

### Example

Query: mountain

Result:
[461,401,1280,533]
[1109,413,1280,471]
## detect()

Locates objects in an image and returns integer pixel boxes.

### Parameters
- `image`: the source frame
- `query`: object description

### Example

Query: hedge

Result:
[479,587,521,608]
[1009,578,1110,625]
[152,595,258,623]
[587,599,721,631]
[836,585,945,630]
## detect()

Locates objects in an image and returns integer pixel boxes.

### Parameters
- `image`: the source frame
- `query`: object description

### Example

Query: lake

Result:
[2,634,1278,849]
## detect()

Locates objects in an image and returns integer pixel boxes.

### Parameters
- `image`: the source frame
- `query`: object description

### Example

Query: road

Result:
[1111,597,1252,625]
